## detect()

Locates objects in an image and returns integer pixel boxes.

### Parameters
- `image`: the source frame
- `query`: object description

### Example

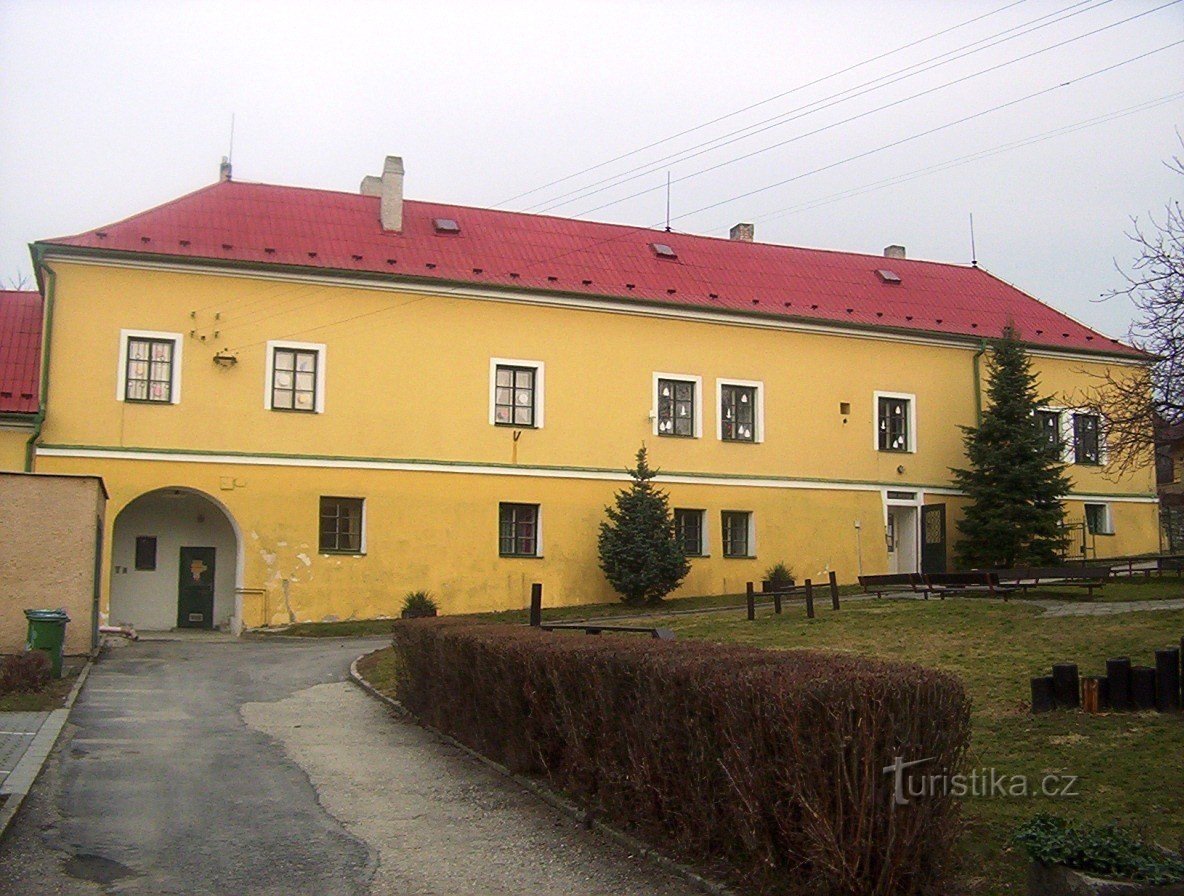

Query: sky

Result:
[1,0,1181,342]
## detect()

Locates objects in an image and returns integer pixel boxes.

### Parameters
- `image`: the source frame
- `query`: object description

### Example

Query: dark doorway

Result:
[921,504,947,575]
[177,546,216,629]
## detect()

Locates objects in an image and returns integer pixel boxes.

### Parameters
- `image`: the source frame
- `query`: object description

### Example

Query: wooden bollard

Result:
[1081,677,1101,713]
[746,582,755,621]
[1107,657,1132,711]
[829,571,840,610]
[529,582,543,627]
[1031,676,1055,713]
[1155,647,1180,712]
[805,579,815,619]
[772,588,782,615]
[1052,663,1080,709]
[1132,666,1157,710]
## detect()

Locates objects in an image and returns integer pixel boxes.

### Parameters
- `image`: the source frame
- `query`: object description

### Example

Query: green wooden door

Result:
[177,546,215,630]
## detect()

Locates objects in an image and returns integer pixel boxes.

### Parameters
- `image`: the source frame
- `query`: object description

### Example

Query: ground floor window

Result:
[1084,503,1113,536]
[721,511,752,558]
[320,497,364,553]
[674,508,704,555]
[499,503,539,556]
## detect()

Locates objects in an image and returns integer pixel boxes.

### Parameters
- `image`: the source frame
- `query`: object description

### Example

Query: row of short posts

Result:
[1031,639,1183,713]
[746,572,840,621]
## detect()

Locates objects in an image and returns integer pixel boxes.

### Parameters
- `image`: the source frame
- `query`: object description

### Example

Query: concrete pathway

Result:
[0,713,49,790]
[1033,597,1184,617]
[0,637,699,896]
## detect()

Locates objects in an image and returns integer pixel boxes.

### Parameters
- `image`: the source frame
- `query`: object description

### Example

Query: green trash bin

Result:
[24,608,71,678]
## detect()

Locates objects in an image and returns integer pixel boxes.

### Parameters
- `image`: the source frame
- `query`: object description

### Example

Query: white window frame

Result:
[1083,502,1114,536]
[873,390,917,453]
[265,340,327,413]
[716,378,765,443]
[653,373,703,438]
[117,329,183,404]
[1071,411,1108,466]
[498,501,543,557]
[1035,406,1074,463]
[674,507,708,556]
[721,510,756,558]
[490,357,545,428]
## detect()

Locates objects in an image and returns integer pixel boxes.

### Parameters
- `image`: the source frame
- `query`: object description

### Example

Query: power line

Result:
[569,2,1182,219]
[526,0,1114,214]
[494,0,1037,207]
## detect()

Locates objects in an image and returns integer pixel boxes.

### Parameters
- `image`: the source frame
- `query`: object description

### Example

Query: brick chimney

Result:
[883,245,906,259]
[360,155,405,232]
[729,222,754,242]
[219,156,232,182]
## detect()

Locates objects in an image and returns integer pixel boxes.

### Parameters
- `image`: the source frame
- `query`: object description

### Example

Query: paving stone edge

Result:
[0,654,96,841]
[348,652,736,896]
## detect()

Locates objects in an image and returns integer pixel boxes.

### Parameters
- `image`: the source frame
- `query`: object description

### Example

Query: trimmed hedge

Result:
[391,620,971,895]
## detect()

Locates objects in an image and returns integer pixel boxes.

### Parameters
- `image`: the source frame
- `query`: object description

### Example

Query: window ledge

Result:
[499,554,543,559]
[723,555,756,560]
[320,552,366,557]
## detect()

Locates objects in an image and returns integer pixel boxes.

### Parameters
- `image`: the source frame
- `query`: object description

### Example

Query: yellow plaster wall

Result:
[0,429,29,471]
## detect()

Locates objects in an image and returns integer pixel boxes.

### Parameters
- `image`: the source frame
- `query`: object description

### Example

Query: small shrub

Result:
[392,619,971,895]
[1014,813,1184,885]
[0,651,52,695]
[764,561,795,590]
[400,591,438,618]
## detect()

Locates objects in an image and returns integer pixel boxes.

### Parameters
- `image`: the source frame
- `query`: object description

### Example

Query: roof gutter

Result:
[24,252,55,472]
[972,339,988,427]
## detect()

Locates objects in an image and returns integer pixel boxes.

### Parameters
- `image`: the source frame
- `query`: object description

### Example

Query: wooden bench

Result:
[857,573,930,599]
[922,571,1019,600]
[539,623,676,640]
[992,566,1110,596]
[1105,555,1184,578]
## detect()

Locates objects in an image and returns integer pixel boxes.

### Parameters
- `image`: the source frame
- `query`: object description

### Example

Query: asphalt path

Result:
[0,637,698,896]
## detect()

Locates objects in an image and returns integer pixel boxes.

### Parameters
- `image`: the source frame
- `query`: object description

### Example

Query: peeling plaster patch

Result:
[281,578,295,624]
[261,550,277,566]
[322,614,340,622]
[277,541,288,548]
[296,553,311,567]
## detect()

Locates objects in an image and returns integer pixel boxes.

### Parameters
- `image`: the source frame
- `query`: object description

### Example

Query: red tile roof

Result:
[0,290,42,415]
[37,179,1138,357]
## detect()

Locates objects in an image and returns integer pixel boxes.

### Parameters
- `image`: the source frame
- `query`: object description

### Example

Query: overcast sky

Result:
[1,0,1181,341]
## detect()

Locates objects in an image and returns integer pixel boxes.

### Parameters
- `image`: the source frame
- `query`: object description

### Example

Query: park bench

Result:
[1107,555,1184,578]
[857,573,931,599]
[991,566,1110,596]
[922,571,1019,600]
[539,622,676,640]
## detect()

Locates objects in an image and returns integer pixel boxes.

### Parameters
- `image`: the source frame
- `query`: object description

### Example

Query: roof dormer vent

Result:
[876,269,902,284]
[651,242,677,259]
[433,218,460,234]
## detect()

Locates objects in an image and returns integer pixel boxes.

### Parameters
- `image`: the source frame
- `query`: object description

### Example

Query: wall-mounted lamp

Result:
[213,352,238,367]
[896,464,906,475]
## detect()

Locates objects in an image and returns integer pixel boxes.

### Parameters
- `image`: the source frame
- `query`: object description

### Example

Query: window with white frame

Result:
[1073,413,1102,465]
[319,496,364,553]
[674,508,705,556]
[490,358,544,428]
[655,375,701,438]
[721,510,753,557]
[875,391,916,452]
[499,503,540,556]
[718,379,763,442]
[118,330,182,404]
[1084,502,1113,535]
[266,340,326,413]
[1036,409,1064,458]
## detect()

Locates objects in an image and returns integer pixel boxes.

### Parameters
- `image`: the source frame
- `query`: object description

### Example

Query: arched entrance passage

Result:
[110,487,241,631]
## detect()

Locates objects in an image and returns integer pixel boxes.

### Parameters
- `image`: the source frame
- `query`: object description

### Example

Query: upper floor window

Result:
[719,380,762,442]
[1084,502,1113,535]
[499,502,540,557]
[654,374,702,438]
[1074,413,1101,465]
[266,340,326,413]
[721,510,753,558]
[490,358,545,428]
[1036,409,1064,458]
[319,496,364,554]
[118,330,182,404]
[875,391,916,452]
[674,508,705,556]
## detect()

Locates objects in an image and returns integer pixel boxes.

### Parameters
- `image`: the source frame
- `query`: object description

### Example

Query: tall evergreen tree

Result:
[598,446,690,605]
[952,329,1071,568]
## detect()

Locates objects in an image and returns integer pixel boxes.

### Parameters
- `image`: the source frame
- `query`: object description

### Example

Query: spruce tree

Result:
[952,329,1072,568]
[598,446,690,605]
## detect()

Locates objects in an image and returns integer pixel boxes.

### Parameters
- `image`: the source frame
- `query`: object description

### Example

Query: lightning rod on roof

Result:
[229,113,236,163]
[665,172,672,233]
[969,212,978,268]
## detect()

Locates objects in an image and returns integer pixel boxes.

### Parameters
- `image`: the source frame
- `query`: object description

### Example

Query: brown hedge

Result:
[391,619,971,895]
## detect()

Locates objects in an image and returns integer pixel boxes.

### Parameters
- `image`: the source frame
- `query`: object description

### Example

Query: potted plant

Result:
[400,591,438,619]
[762,562,795,592]
[1015,814,1184,895]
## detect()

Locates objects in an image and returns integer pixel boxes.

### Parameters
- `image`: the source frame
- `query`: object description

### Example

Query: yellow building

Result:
[21,157,1157,630]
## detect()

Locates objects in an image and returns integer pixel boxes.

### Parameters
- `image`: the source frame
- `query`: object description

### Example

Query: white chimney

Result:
[730,222,754,242]
[360,156,404,232]
[219,156,232,182]
[883,245,906,259]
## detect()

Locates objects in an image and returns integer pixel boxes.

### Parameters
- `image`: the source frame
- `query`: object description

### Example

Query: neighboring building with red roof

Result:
[0,289,43,469]
[24,156,1159,631]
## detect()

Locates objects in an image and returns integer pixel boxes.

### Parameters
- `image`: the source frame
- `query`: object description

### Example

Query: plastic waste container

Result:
[24,608,71,678]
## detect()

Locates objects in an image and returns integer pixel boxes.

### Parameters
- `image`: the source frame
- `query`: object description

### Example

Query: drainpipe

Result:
[972,340,988,427]
[24,257,56,472]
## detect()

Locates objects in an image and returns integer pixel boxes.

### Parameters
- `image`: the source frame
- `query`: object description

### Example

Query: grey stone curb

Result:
[0,654,96,841]
[348,653,737,896]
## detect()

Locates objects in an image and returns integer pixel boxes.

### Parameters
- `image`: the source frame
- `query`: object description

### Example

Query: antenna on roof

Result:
[969,212,978,268]
[664,172,672,233]
[229,113,236,163]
